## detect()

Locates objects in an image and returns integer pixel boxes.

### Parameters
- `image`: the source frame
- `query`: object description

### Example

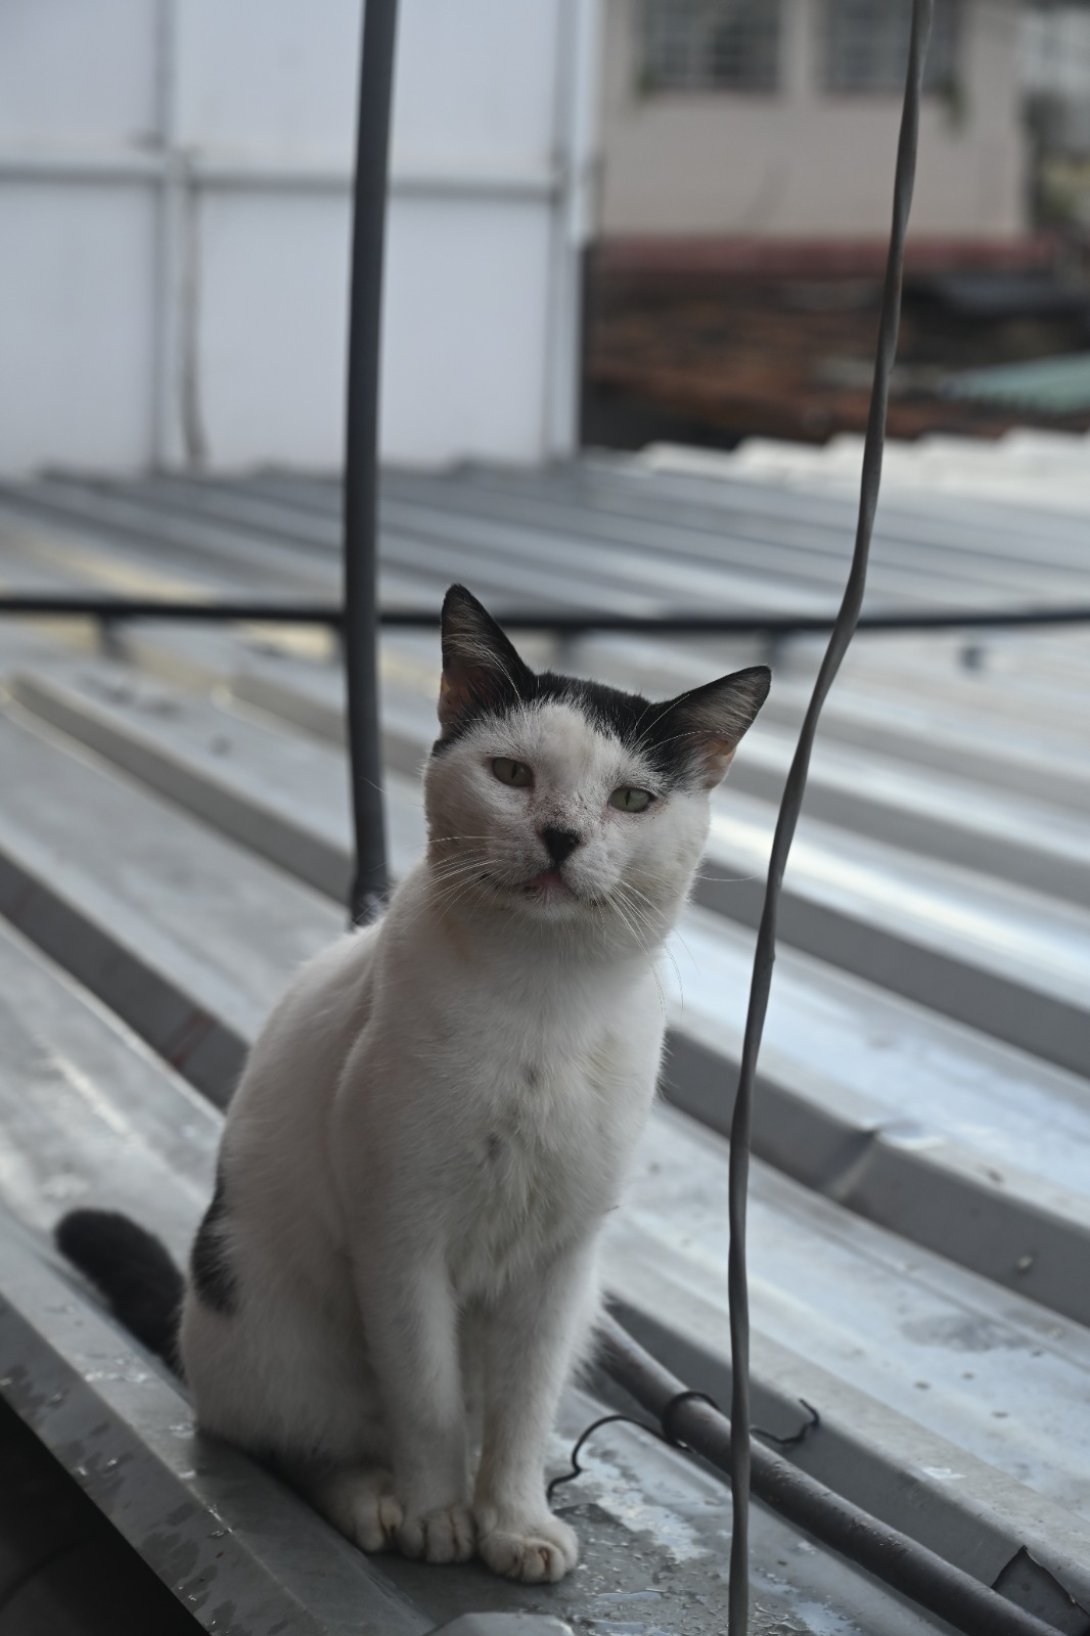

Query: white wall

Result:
[0,0,601,475]
[599,0,1026,240]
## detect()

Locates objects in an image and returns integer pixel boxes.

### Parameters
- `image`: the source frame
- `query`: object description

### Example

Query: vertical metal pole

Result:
[343,0,398,926]
[725,2,933,1630]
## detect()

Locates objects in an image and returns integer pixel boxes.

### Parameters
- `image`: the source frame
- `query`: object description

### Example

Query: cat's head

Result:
[424,585,769,948]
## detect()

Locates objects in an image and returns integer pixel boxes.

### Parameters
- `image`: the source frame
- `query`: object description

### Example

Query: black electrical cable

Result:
[3,594,1090,636]
[547,1393,819,1503]
[726,3,932,1631]
[599,1314,1064,1636]
[543,1393,815,1505]
[342,0,398,927]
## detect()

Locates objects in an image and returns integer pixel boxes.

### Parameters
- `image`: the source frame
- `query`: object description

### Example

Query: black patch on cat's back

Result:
[190,1168,238,1315]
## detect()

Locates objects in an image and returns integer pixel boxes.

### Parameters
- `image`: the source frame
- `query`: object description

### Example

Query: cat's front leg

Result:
[353,1255,475,1564]
[473,1242,598,1583]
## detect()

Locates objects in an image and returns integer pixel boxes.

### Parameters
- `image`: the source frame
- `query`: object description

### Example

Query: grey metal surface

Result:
[615,1105,1090,1590]
[244,460,1090,607]
[4,653,1090,1333]
[519,447,1090,581]
[0,704,1088,1607]
[0,453,1088,1633]
[227,649,1090,1049]
[0,923,958,1636]
[0,1396,202,1636]
[0,704,338,1103]
[0,1217,429,1636]
[576,633,1090,818]
[727,719,1090,907]
[13,445,1090,626]
[47,646,1084,1080]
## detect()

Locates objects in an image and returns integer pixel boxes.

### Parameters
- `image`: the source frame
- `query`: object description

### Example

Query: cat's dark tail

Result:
[55,1210,183,1369]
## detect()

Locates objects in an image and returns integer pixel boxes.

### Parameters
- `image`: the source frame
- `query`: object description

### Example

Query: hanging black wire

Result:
[342,0,398,927]
[725,3,933,1630]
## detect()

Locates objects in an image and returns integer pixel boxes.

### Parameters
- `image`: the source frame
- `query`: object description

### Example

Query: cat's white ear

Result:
[438,585,533,734]
[654,667,770,788]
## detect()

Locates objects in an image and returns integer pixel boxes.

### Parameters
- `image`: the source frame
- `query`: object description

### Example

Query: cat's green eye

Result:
[492,757,533,788]
[609,786,654,813]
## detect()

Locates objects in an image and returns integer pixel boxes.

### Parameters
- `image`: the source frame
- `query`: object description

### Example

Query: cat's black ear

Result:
[649,666,770,788]
[438,585,533,734]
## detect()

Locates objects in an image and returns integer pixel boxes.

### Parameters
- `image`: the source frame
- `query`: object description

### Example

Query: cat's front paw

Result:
[313,1466,403,1553]
[475,1505,579,1583]
[398,1501,475,1565]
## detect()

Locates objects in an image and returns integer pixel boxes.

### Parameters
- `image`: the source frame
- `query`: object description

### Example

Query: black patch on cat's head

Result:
[436,585,534,744]
[635,667,772,788]
[190,1168,238,1316]
[432,585,769,785]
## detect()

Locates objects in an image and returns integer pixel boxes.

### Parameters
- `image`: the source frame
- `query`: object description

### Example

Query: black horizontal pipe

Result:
[600,1314,1064,1636]
[1,593,1089,636]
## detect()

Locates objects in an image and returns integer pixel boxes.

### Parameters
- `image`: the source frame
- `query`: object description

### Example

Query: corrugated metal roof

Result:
[0,443,1087,1633]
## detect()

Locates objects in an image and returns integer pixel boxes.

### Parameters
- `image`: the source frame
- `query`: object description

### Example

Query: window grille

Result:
[826,0,958,93]
[641,0,781,93]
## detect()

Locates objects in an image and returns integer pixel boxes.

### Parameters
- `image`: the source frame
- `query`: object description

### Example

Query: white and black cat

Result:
[59,585,769,1584]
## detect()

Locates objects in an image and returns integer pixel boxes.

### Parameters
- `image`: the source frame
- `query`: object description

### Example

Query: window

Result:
[825,0,960,94]
[641,0,782,93]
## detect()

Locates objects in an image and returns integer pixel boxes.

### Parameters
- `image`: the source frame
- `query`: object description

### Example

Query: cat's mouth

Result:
[475,867,588,911]
[522,869,575,900]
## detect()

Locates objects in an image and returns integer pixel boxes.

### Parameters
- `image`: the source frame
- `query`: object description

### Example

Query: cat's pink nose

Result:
[540,827,581,867]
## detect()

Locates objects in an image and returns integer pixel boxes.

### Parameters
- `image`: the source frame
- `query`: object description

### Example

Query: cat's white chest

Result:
[449,1045,628,1298]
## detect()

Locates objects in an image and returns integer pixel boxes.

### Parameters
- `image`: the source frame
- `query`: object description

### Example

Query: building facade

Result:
[599,0,1026,242]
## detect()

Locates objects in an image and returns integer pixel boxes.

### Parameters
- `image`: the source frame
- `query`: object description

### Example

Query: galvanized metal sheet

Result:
[0,454,1088,1634]
[0,736,1087,1593]
[3,655,1089,1333]
[0,928,957,1636]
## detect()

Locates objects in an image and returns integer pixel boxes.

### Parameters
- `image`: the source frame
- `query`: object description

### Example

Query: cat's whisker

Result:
[610,882,680,1015]
[611,890,668,1021]
[428,856,491,879]
[429,871,493,918]
[695,869,760,886]
[607,884,656,960]
[428,870,495,907]
[621,882,695,985]
[428,835,497,844]
[428,877,497,916]
[435,867,484,897]
[607,890,647,959]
